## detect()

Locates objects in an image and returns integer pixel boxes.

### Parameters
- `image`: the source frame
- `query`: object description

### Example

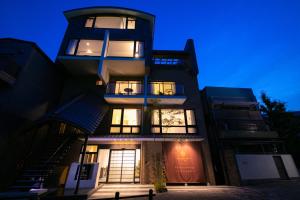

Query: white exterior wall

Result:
[236,154,299,180]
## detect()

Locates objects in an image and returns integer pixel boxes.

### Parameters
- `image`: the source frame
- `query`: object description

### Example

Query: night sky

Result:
[1,0,300,110]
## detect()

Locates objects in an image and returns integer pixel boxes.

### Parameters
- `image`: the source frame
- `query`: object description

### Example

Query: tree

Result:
[260,92,300,166]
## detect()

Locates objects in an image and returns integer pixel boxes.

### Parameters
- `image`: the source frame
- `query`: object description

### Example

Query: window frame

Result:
[79,145,99,163]
[151,109,197,134]
[84,15,136,30]
[110,108,142,134]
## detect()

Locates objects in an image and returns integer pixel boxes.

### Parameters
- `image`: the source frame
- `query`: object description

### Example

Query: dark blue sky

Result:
[1,0,300,110]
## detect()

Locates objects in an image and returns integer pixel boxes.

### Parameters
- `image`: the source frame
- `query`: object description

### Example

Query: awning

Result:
[48,94,108,134]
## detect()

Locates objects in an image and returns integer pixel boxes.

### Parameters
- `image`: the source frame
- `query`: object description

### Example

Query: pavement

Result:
[120,180,300,200]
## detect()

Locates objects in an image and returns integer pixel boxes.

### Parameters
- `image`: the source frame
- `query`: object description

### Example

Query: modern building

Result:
[202,86,299,185]
[1,7,215,192]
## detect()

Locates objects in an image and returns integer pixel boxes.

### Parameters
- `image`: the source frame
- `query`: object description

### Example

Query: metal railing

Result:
[106,82,144,95]
[147,83,185,96]
[217,119,270,131]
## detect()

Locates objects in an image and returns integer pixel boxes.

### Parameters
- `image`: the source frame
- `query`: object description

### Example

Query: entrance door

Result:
[108,150,135,183]
[273,156,289,179]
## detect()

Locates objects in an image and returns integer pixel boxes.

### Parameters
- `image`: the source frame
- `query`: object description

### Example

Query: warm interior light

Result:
[134,53,139,58]
[86,42,90,46]
[87,49,93,54]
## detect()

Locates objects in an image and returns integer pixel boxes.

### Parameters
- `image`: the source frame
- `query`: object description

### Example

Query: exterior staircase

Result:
[7,134,75,192]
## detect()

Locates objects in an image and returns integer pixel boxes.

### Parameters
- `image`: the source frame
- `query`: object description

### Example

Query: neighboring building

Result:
[0,38,64,190]
[201,86,299,185]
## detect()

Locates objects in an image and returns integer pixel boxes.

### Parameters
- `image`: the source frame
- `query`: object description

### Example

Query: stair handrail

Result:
[43,135,74,165]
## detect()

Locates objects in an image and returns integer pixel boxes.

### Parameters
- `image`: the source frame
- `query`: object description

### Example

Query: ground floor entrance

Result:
[83,140,208,185]
[96,148,140,183]
[108,150,136,183]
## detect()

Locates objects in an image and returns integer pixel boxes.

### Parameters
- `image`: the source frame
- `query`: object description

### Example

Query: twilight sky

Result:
[1,0,300,110]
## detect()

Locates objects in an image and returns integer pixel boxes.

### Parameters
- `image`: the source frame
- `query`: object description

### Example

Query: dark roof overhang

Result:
[45,94,108,134]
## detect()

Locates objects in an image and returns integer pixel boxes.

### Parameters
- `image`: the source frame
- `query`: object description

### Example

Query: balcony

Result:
[57,38,145,82]
[217,119,279,139]
[104,81,144,104]
[147,82,186,105]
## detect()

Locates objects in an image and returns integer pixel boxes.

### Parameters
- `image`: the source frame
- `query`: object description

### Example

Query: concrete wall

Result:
[236,154,299,180]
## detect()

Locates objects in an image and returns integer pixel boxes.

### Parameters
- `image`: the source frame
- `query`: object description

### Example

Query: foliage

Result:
[260,92,300,166]
[152,153,167,193]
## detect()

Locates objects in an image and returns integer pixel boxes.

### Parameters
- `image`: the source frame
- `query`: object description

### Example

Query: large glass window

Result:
[110,108,141,134]
[65,39,103,56]
[77,40,103,56]
[85,16,136,29]
[114,81,142,95]
[152,109,197,134]
[150,82,176,95]
[107,41,143,57]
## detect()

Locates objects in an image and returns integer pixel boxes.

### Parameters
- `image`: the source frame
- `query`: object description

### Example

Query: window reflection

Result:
[152,109,197,134]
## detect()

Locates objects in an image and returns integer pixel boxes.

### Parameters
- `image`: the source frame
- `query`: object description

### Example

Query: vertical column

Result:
[98,30,110,84]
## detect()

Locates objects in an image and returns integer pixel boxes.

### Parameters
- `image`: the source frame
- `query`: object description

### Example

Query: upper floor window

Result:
[65,39,103,56]
[153,57,183,65]
[107,41,144,58]
[85,16,136,29]
[79,145,98,163]
[149,82,176,95]
[65,39,143,58]
[110,108,141,134]
[152,109,197,134]
[114,81,142,95]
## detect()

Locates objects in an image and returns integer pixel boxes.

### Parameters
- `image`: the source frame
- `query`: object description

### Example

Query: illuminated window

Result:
[150,82,176,95]
[79,145,98,163]
[114,81,142,95]
[110,108,141,134]
[77,40,103,56]
[107,41,143,57]
[85,17,95,27]
[152,57,182,65]
[85,16,136,29]
[152,109,197,134]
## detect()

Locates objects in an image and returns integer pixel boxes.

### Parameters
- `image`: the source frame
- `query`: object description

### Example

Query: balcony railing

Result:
[217,119,270,132]
[147,83,185,96]
[106,82,144,95]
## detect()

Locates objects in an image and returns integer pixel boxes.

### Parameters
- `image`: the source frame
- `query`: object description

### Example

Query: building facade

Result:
[55,7,214,186]
[202,87,299,185]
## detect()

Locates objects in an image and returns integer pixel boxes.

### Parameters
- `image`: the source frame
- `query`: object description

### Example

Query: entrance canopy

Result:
[47,94,108,134]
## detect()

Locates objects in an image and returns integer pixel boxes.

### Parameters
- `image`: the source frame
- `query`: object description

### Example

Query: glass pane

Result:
[131,127,140,133]
[186,110,196,125]
[152,127,160,133]
[122,127,131,133]
[135,41,144,57]
[135,149,140,182]
[110,127,121,133]
[152,110,160,125]
[65,39,78,55]
[85,17,94,27]
[85,145,98,153]
[77,40,103,56]
[150,82,161,95]
[107,41,134,57]
[162,127,186,134]
[161,109,185,126]
[163,82,176,95]
[127,18,136,29]
[112,109,122,125]
[123,109,141,125]
[95,17,126,29]
[188,127,197,133]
